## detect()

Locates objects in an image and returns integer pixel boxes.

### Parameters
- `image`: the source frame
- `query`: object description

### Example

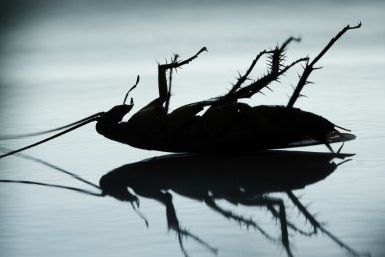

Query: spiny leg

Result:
[155,191,217,256]
[206,194,293,257]
[203,196,277,243]
[263,200,316,237]
[287,22,361,108]
[235,195,293,257]
[223,37,305,103]
[232,56,307,100]
[229,37,300,97]
[255,197,289,248]
[225,49,272,97]
[165,54,179,112]
[157,47,207,113]
[286,191,367,257]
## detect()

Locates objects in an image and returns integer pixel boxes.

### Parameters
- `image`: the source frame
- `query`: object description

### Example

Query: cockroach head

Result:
[96,102,133,135]
[103,101,134,123]
[100,74,140,123]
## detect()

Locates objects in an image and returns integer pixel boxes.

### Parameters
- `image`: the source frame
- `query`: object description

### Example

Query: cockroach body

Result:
[96,23,361,153]
[0,23,361,159]
[96,103,341,153]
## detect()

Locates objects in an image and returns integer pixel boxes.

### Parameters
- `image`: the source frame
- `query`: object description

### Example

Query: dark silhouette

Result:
[96,24,361,153]
[100,150,363,257]
[0,23,361,159]
[0,150,370,257]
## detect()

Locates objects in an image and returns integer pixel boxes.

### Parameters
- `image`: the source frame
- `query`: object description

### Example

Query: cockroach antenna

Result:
[123,75,140,104]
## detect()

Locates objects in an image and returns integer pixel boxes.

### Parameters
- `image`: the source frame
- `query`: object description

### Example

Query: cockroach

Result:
[99,151,360,257]
[0,23,361,159]
[0,150,363,257]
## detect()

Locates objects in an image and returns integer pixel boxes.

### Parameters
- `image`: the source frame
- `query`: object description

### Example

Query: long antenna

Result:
[0,115,102,159]
[0,146,101,190]
[0,112,104,140]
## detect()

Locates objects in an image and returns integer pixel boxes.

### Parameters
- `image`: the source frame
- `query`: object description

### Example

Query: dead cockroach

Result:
[0,23,361,158]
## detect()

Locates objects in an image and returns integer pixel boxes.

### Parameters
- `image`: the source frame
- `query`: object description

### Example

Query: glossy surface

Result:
[1,1,384,257]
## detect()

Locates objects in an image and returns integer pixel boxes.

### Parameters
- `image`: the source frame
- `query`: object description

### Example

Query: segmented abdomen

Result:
[162,104,335,152]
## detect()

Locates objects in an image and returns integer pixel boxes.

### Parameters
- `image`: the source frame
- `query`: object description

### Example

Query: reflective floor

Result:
[1,1,384,257]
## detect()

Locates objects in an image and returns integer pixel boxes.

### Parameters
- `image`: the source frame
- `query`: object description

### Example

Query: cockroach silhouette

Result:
[0,23,361,158]
[0,150,367,257]
[99,151,358,257]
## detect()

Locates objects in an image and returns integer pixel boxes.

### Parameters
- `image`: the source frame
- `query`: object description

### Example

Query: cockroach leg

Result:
[287,22,362,108]
[161,191,217,256]
[325,142,335,153]
[337,142,345,154]
[238,196,292,255]
[157,47,207,113]
[165,54,179,112]
[264,198,290,250]
[286,191,366,257]
[223,38,306,103]
[226,49,271,97]
[279,36,301,52]
[204,197,277,242]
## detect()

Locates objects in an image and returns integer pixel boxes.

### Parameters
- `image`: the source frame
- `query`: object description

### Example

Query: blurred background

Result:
[0,0,384,256]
